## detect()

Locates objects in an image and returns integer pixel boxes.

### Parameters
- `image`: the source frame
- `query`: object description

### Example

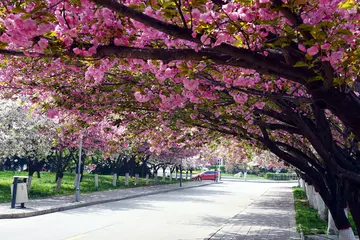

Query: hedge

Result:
[264,172,298,180]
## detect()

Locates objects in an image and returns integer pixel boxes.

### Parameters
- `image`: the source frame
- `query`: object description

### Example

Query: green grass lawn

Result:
[292,187,358,235]
[0,171,191,203]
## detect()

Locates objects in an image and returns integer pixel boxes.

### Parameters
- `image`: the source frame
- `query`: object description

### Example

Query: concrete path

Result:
[207,185,300,240]
[0,181,213,219]
[0,181,299,240]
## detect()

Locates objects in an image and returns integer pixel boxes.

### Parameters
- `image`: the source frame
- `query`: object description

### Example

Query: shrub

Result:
[264,172,297,180]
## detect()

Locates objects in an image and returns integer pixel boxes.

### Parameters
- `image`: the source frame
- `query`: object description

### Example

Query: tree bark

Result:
[55,177,62,192]
[348,185,360,236]
[146,174,149,185]
[125,173,129,185]
[154,173,158,184]
[162,168,166,182]
[112,173,117,186]
[310,86,360,140]
[314,191,326,220]
[328,209,339,235]
[27,175,33,192]
[95,174,99,190]
[135,174,139,185]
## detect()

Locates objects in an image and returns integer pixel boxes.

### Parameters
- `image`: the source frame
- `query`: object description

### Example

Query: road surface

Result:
[0,181,296,240]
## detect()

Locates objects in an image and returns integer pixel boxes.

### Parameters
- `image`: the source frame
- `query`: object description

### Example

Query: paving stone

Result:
[208,186,300,240]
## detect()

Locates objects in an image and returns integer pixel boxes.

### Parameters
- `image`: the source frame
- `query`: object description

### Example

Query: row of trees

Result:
[0,99,212,191]
[0,0,358,239]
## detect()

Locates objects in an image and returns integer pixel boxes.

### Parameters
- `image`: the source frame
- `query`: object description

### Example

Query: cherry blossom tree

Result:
[0,1,359,238]
[0,99,56,189]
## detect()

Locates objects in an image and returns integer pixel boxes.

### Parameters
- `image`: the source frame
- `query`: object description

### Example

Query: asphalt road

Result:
[0,181,295,240]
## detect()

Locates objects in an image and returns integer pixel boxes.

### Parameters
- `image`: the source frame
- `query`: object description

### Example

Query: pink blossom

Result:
[183,79,199,91]
[114,38,121,46]
[200,12,213,23]
[254,102,265,109]
[321,43,331,50]
[134,92,150,103]
[200,34,211,45]
[192,9,201,20]
[228,12,239,21]
[222,3,234,14]
[190,113,197,120]
[214,33,231,46]
[46,108,59,118]
[38,38,48,50]
[73,48,82,55]
[62,36,73,47]
[307,44,319,56]
[298,44,307,53]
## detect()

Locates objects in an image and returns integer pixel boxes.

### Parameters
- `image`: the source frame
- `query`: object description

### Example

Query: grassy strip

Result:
[0,171,191,203]
[293,187,358,235]
[293,187,327,235]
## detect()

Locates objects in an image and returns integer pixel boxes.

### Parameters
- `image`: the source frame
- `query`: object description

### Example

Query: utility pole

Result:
[75,134,83,202]
[179,163,182,187]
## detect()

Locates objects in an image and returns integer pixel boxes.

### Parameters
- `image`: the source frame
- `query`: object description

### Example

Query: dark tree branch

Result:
[254,120,302,135]
[91,0,314,84]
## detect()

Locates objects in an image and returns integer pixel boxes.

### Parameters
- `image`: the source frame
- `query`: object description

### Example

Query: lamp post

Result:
[75,134,83,202]
[214,159,218,182]
[179,160,183,187]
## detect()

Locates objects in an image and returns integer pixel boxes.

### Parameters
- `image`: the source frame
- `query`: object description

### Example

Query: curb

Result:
[0,181,221,219]
[221,178,298,183]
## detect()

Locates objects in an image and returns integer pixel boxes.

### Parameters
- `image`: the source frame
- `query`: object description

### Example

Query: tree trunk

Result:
[55,177,62,192]
[146,174,149,185]
[175,171,178,179]
[328,209,339,235]
[305,183,315,208]
[339,228,356,240]
[125,173,129,185]
[348,185,360,235]
[154,173,158,184]
[112,173,117,186]
[327,206,355,239]
[311,186,318,210]
[244,171,247,181]
[170,173,173,182]
[300,179,305,188]
[162,169,166,182]
[185,171,188,180]
[80,162,84,182]
[314,191,326,220]
[141,164,145,178]
[95,174,99,190]
[310,86,360,140]
[36,170,41,178]
[27,175,33,192]
[135,174,139,185]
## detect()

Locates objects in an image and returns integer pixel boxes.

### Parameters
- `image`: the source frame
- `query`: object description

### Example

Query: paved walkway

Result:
[0,181,213,219]
[206,185,300,240]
